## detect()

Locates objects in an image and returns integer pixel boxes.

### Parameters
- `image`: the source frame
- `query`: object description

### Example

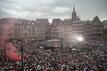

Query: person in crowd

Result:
[0,28,107,71]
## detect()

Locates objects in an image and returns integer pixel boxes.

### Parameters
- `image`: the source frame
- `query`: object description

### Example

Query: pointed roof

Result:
[93,16,102,24]
[72,5,76,16]
[72,6,80,21]
[73,5,76,13]
[93,16,100,22]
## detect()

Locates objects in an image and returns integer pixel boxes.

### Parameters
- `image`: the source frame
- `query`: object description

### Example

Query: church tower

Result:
[72,6,76,20]
[72,6,80,21]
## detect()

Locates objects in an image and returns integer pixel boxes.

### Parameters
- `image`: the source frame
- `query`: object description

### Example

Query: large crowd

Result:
[0,40,107,71]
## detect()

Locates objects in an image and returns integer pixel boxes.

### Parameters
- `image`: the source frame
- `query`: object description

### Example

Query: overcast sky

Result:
[0,0,107,22]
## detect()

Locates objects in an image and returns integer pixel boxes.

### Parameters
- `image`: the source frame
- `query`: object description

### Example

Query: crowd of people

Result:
[0,40,107,71]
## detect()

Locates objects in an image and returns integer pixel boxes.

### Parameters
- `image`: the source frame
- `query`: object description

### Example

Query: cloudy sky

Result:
[0,0,107,21]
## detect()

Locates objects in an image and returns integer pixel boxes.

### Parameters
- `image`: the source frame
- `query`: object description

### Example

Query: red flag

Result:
[6,42,21,61]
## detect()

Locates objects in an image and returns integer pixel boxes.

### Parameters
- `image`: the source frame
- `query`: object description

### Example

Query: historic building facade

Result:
[51,7,105,47]
[9,19,51,41]
[84,16,104,46]
[0,7,105,47]
[63,7,84,47]
[51,18,64,39]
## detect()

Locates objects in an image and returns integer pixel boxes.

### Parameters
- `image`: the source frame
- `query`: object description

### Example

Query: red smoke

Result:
[0,18,21,62]
[6,42,21,61]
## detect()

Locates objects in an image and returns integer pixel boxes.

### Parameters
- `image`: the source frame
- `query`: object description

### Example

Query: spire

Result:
[72,5,76,20]
[73,5,75,13]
